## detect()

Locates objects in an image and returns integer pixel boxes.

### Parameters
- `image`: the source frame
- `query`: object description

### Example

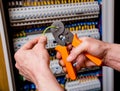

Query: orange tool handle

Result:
[72,34,102,66]
[55,45,76,80]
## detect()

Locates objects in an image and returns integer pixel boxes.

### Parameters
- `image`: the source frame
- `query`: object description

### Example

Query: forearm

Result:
[34,67,64,91]
[104,43,120,71]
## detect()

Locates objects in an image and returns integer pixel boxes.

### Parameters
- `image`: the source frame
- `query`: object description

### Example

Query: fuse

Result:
[8,1,12,8]
[30,0,34,6]
[14,1,18,7]
[70,27,73,31]
[37,0,40,5]
[71,0,74,3]
[87,0,89,2]
[40,1,44,5]
[54,0,57,4]
[43,0,46,5]
[81,0,84,2]
[11,0,15,8]
[80,23,84,30]
[58,0,61,4]
[82,26,85,30]
[74,0,77,3]
[75,26,79,31]
[46,0,50,5]
[89,22,92,29]
[33,0,38,6]
[16,33,19,38]
[61,0,64,4]
[64,0,67,4]
[23,0,26,6]
[86,22,90,29]
[24,0,27,6]
[68,0,71,3]
[84,23,87,29]
[27,0,31,6]
[19,0,23,7]
[77,0,80,3]
[50,0,54,4]
[90,0,94,2]
[92,23,95,29]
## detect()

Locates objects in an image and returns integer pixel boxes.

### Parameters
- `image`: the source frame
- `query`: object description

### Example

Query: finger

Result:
[66,74,69,79]
[59,60,65,67]
[76,54,86,66]
[33,36,47,51]
[67,41,88,62]
[63,67,67,73]
[75,64,81,71]
[15,63,20,69]
[38,35,47,48]
[56,45,72,59]
[21,37,40,50]
[67,44,72,51]
[75,61,86,71]
[56,52,62,59]
[85,60,96,67]
[72,54,86,71]
[19,71,31,81]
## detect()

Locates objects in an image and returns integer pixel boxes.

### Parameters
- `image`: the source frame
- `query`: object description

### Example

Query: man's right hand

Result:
[56,37,109,78]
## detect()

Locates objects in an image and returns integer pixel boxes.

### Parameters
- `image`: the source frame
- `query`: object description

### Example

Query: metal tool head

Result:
[50,21,73,46]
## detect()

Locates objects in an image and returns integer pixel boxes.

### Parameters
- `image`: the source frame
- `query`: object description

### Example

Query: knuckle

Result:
[15,63,19,69]
[84,41,89,48]
[71,48,78,55]
[82,37,91,49]
[15,63,18,68]
[81,37,89,41]
[14,51,19,59]
[81,37,91,43]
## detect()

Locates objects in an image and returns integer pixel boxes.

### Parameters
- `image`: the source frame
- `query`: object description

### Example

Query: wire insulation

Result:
[42,26,57,35]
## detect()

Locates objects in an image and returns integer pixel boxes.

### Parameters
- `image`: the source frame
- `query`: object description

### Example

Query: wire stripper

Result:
[50,21,102,80]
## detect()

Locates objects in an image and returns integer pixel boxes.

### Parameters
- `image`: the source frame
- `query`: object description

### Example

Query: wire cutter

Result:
[50,21,102,80]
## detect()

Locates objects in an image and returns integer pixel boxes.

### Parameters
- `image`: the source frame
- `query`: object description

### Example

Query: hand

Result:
[56,37,108,78]
[14,36,50,84]
[14,36,64,91]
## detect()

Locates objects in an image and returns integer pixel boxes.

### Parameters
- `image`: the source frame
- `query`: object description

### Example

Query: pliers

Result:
[50,21,102,80]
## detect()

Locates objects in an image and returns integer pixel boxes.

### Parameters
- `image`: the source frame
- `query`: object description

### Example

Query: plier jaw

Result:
[50,21,73,46]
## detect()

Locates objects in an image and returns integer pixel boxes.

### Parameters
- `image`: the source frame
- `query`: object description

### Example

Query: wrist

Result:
[33,66,51,84]
[102,42,112,66]
[33,67,64,91]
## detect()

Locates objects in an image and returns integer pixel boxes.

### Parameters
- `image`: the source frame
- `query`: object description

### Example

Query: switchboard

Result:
[1,0,114,91]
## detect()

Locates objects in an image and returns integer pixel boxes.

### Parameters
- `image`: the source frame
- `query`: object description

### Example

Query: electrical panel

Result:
[1,0,103,91]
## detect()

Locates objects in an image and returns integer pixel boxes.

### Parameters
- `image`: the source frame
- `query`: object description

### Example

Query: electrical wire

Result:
[42,25,57,35]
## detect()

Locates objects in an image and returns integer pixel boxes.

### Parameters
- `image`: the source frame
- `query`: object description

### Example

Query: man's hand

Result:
[14,36,49,84]
[14,36,64,91]
[56,37,109,78]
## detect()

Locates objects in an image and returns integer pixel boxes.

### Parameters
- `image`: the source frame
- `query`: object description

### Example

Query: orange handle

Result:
[72,34,102,66]
[55,45,76,80]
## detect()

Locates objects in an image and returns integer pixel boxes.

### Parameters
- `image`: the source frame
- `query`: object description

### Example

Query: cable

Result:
[42,26,57,35]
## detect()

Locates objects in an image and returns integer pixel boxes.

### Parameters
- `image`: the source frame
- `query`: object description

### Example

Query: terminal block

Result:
[9,1,100,26]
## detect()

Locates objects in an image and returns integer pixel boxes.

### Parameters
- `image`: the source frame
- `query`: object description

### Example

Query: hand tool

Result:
[50,21,102,80]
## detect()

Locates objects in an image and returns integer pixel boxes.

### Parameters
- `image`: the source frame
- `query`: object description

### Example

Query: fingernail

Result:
[67,56,72,62]
[39,36,47,42]
[73,62,78,67]
[40,35,46,39]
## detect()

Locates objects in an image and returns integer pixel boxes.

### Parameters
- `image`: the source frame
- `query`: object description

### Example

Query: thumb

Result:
[38,35,47,49]
[67,42,87,62]
[33,36,47,51]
